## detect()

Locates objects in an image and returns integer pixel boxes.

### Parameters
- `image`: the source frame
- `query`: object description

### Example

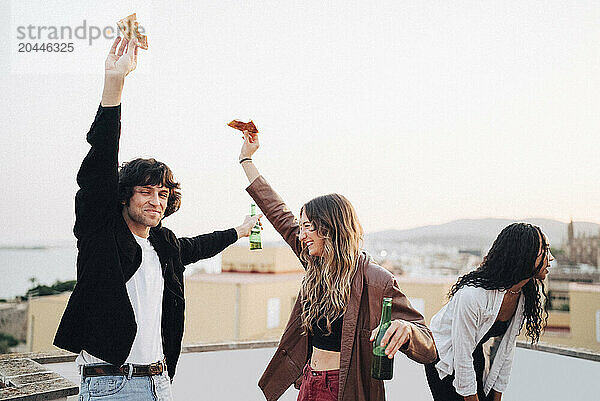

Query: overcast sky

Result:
[1,1,599,245]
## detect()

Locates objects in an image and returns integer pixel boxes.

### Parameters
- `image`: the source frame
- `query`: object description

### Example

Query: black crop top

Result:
[310,315,343,352]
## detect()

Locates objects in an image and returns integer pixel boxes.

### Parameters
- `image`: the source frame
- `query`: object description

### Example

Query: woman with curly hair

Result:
[235,130,437,401]
[425,222,553,401]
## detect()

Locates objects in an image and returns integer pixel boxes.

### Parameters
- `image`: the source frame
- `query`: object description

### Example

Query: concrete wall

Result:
[395,277,454,324]
[183,281,237,344]
[516,284,600,352]
[0,302,28,342]
[26,293,70,352]
[547,310,570,328]
[569,283,600,351]
[183,274,303,344]
[221,246,303,273]
[237,279,301,341]
[183,274,453,344]
[45,342,600,401]
[25,274,600,354]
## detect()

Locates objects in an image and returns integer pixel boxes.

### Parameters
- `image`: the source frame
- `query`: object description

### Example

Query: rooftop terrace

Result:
[1,341,598,400]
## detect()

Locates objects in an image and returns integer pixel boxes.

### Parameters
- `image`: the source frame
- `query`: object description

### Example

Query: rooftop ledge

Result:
[0,353,77,401]
[1,340,598,400]
[4,339,596,365]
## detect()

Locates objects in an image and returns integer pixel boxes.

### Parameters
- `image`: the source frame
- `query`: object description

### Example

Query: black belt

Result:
[82,360,165,377]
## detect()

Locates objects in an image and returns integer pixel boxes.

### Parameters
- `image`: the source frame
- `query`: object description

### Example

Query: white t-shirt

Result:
[77,233,165,366]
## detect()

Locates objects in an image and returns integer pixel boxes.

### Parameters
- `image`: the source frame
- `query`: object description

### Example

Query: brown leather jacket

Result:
[247,176,437,401]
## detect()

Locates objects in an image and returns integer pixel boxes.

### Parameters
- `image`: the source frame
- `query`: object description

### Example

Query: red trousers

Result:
[297,364,340,401]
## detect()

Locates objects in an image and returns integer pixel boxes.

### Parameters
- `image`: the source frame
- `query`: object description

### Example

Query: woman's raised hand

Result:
[238,130,261,183]
[239,130,260,162]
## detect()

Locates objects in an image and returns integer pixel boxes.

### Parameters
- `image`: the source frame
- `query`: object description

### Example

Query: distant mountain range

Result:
[2,219,598,252]
[365,218,600,251]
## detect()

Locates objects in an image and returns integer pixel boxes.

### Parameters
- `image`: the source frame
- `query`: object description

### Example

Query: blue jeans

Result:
[79,368,174,401]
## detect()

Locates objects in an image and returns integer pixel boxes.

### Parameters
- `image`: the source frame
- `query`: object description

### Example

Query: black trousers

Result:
[424,343,493,401]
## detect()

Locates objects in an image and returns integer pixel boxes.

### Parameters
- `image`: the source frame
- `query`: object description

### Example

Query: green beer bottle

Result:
[371,297,393,380]
[249,203,262,250]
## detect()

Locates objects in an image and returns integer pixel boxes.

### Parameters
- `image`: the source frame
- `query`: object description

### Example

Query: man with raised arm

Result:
[54,37,259,400]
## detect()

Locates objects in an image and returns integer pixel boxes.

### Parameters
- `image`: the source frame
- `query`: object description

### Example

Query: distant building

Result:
[459,249,482,257]
[545,267,599,315]
[26,246,305,352]
[521,283,600,352]
[221,245,304,273]
[24,245,600,353]
[0,302,28,343]
[186,245,304,343]
[184,271,303,343]
[548,221,600,314]
[566,220,600,267]
[26,293,70,352]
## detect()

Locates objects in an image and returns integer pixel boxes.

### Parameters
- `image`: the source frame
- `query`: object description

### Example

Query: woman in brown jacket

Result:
[236,130,437,401]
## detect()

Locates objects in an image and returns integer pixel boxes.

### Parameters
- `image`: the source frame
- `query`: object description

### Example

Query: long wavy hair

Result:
[448,222,549,343]
[299,194,363,336]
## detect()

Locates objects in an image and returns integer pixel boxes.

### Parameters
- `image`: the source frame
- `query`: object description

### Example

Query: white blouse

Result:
[429,285,525,397]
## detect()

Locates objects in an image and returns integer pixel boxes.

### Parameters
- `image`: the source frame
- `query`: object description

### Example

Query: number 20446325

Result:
[18,42,74,52]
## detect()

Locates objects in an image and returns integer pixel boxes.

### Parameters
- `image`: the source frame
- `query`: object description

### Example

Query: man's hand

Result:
[235,214,263,239]
[369,319,412,358]
[106,36,138,77]
[101,37,139,106]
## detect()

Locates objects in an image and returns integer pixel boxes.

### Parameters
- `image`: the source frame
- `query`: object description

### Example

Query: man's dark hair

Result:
[118,158,181,217]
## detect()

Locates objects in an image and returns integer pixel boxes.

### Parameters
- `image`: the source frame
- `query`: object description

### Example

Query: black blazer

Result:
[53,105,237,380]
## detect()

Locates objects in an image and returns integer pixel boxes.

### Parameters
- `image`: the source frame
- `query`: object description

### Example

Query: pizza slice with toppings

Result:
[117,13,148,50]
[228,120,259,133]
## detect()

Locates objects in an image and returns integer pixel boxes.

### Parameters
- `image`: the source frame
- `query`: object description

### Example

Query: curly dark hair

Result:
[448,222,548,343]
[118,158,181,218]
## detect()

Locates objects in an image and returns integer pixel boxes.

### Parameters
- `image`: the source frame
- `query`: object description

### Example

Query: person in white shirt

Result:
[54,37,261,401]
[425,222,553,401]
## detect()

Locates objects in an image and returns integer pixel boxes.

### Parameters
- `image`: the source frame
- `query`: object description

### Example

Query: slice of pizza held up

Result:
[228,120,259,133]
[117,13,148,50]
